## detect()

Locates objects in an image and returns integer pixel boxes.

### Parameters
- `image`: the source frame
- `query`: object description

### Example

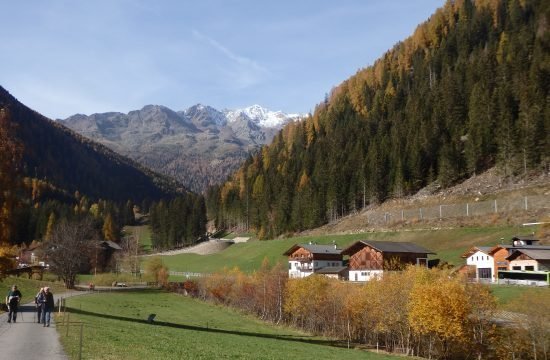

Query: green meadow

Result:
[0,276,66,304]
[59,290,401,360]
[153,225,520,274]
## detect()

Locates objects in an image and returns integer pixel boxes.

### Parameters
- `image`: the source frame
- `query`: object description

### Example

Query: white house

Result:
[461,246,495,282]
[283,243,343,278]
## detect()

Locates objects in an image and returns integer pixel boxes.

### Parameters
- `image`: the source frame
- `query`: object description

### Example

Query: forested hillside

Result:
[207,0,550,239]
[0,86,182,203]
[0,87,206,247]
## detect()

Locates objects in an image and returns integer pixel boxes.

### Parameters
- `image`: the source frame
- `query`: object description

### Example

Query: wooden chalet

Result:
[342,240,434,282]
[95,240,123,272]
[283,243,343,278]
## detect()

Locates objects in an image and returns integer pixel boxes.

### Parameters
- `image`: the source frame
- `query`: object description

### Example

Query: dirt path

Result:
[0,291,80,360]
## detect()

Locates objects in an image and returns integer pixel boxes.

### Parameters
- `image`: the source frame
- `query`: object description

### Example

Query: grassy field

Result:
[124,225,152,253]
[152,225,520,273]
[0,276,66,304]
[59,290,401,360]
[490,285,550,306]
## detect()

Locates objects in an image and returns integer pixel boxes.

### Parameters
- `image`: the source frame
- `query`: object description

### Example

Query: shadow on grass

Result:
[66,306,343,348]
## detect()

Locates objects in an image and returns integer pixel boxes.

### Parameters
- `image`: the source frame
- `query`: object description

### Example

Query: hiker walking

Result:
[35,287,45,323]
[37,286,54,327]
[5,285,22,323]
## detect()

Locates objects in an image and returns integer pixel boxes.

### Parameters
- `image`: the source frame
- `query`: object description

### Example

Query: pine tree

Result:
[0,108,24,245]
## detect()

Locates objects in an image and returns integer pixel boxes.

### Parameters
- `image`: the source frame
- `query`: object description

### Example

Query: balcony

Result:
[293,264,313,271]
[291,256,313,263]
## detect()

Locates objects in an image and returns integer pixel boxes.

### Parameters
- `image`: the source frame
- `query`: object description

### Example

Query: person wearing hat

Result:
[37,286,55,327]
[5,285,22,323]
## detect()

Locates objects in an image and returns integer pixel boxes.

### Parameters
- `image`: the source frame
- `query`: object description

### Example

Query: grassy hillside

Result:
[152,225,521,274]
[60,290,400,360]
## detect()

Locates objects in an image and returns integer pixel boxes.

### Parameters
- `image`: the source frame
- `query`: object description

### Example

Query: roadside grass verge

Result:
[77,273,150,286]
[154,225,520,273]
[59,290,400,360]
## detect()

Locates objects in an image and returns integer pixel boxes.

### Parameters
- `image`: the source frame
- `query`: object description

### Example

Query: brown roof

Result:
[342,240,434,256]
[461,246,493,258]
[283,244,341,256]
[507,248,550,261]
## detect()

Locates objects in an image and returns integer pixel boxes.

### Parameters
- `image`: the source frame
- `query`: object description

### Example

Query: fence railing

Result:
[365,194,549,226]
[57,297,84,360]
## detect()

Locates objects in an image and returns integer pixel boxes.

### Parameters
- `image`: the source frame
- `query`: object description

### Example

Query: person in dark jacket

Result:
[38,287,55,327]
[5,285,22,323]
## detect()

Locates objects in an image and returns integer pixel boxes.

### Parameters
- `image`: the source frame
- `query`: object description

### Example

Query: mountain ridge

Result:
[61,104,303,193]
[0,85,183,203]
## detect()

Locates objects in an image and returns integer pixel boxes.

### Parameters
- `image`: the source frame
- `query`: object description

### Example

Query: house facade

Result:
[342,240,434,282]
[461,246,495,282]
[464,236,550,286]
[507,249,550,272]
[283,244,343,278]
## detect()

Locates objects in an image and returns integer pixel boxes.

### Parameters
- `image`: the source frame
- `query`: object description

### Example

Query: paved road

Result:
[0,292,79,360]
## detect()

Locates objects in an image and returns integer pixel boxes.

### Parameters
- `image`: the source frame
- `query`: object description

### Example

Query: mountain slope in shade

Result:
[62,104,302,193]
[0,86,182,203]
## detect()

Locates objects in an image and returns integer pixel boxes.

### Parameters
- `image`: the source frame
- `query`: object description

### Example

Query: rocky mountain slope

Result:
[61,104,302,193]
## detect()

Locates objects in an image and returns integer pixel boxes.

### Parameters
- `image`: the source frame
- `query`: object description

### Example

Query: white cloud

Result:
[192,29,270,89]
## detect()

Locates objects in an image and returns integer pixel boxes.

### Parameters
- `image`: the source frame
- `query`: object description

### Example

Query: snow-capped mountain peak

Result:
[225,105,301,128]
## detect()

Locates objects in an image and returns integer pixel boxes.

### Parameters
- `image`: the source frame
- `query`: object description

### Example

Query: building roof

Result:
[283,243,341,256]
[507,248,550,261]
[489,244,550,255]
[512,236,539,242]
[461,246,493,258]
[315,266,348,275]
[341,240,434,256]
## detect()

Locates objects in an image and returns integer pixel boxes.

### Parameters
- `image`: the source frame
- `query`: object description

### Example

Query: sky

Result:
[0,0,445,119]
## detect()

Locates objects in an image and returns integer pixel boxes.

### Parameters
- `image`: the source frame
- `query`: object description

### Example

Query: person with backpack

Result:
[35,287,45,323]
[5,285,22,323]
[37,286,54,327]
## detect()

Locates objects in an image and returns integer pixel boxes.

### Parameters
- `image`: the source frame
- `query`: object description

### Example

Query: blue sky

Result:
[0,0,444,119]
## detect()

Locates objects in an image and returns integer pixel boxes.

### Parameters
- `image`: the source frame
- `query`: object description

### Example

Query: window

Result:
[525,266,535,271]
[478,268,492,279]
[512,266,521,270]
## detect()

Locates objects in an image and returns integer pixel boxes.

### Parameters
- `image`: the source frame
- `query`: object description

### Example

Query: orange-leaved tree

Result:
[408,268,470,358]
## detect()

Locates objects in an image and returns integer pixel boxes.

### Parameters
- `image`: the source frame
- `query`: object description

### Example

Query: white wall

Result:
[466,250,495,281]
[349,270,383,282]
[288,260,343,278]
[509,259,539,271]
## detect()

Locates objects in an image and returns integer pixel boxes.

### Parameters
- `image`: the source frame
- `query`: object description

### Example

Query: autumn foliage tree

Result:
[189,265,508,359]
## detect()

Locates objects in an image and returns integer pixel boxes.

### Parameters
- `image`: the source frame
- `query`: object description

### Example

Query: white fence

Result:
[365,194,549,226]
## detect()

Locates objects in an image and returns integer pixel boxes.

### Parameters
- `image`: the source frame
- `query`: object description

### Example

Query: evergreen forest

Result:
[206,0,550,239]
